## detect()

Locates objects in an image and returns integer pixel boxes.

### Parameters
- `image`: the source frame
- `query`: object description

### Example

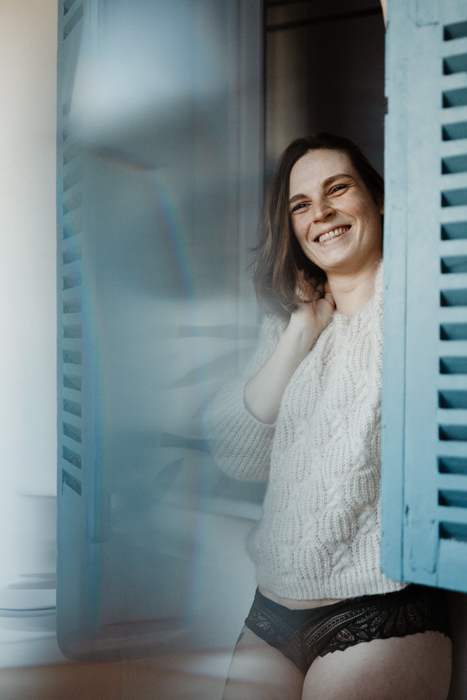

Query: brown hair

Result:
[253,133,384,317]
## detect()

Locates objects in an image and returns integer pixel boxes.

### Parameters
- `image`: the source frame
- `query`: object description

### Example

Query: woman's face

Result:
[288,149,383,276]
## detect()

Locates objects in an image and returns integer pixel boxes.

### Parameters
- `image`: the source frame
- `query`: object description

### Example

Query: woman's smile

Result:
[315,224,351,244]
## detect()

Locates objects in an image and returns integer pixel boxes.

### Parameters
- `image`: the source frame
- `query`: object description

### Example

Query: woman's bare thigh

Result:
[222,625,304,700]
[302,631,452,700]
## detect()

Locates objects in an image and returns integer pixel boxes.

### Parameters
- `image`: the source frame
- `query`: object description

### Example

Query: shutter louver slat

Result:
[63,350,82,366]
[441,107,467,139]
[444,19,467,40]
[63,374,81,392]
[63,399,82,418]
[62,246,82,266]
[440,325,467,341]
[440,289,467,306]
[439,388,467,408]
[440,249,467,272]
[440,520,467,537]
[440,355,467,375]
[62,272,82,290]
[441,221,467,239]
[63,324,82,339]
[62,219,82,240]
[62,422,82,444]
[439,489,467,508]
[63,3,83,41]
[442,153,467,173]
[63,0,78,15]
[62,445,81,469]
[442,189,467,207]
[62,299,82,315]
[61,469,81,496]
[443,84,467,110]
[442,297,467,316]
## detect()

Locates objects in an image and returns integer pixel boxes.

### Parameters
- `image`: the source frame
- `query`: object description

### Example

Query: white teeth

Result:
[318,226,349,243]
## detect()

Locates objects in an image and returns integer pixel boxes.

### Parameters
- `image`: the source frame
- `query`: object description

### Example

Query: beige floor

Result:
[0,651,227,700]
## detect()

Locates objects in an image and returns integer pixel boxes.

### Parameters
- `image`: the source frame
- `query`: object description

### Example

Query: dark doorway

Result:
[265,0,386,176]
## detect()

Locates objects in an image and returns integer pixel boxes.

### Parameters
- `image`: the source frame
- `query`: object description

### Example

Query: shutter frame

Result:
[382,0,467,593]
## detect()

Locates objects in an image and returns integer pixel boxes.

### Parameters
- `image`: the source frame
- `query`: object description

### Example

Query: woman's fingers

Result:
[291,274,335,334]
[296,271,317,302]
[296,274,330,305]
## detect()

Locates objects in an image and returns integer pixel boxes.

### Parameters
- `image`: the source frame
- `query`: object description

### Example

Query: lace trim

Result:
[245,600,306,673]
[305,588,451,662]
[244,587,451,675]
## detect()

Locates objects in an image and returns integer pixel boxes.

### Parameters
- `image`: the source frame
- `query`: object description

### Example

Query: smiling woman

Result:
[253,134,385,319]
[289,149,383,309]
[211,134,452,700]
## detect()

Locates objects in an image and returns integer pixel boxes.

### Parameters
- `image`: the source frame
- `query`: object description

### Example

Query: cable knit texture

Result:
[211,263,406,600]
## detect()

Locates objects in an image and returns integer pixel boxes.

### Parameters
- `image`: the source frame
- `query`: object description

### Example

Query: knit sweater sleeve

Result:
[210,314,286,482]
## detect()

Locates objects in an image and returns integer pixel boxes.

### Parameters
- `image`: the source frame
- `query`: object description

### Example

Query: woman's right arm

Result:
[244,279,335,424]
[209,314,285,482]
[210,280,335,480]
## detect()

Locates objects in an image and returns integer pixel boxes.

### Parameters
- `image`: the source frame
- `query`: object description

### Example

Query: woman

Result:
[212,134,452,700]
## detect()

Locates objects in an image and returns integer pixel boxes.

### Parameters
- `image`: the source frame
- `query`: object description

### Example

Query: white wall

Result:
[0,0,64,666]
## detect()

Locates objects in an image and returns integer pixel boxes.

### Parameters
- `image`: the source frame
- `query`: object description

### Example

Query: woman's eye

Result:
[330,184,347,194]
[291,202,308,213]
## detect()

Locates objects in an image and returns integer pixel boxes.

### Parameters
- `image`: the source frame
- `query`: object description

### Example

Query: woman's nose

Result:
[313,199,334,222]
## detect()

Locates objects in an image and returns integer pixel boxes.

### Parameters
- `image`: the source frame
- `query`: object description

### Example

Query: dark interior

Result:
[265,0,386,177]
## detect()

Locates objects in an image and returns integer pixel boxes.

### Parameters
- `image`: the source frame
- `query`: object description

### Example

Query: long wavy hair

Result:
[253,133,384,317]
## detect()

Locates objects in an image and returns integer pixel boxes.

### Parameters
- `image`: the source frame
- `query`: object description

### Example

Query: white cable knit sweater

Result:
[212,263,405,600]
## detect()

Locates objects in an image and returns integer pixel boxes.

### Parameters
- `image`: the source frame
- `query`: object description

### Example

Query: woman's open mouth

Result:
[317,225,351,243]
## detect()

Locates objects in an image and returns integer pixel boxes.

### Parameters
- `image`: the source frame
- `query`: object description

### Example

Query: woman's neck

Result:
[327,259,381,315]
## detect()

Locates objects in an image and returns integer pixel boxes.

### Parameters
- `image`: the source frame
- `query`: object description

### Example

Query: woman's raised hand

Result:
[244,274,335,424]
[289,273,335,348]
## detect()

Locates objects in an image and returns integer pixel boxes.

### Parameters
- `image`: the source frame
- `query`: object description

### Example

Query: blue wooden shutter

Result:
[382,0,467,592]
[56,0,264,659]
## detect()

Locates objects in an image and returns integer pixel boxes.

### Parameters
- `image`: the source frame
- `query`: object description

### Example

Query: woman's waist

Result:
[258,586,342,609]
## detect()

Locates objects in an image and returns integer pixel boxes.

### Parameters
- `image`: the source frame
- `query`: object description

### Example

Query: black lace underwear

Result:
[244,585,451,675]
